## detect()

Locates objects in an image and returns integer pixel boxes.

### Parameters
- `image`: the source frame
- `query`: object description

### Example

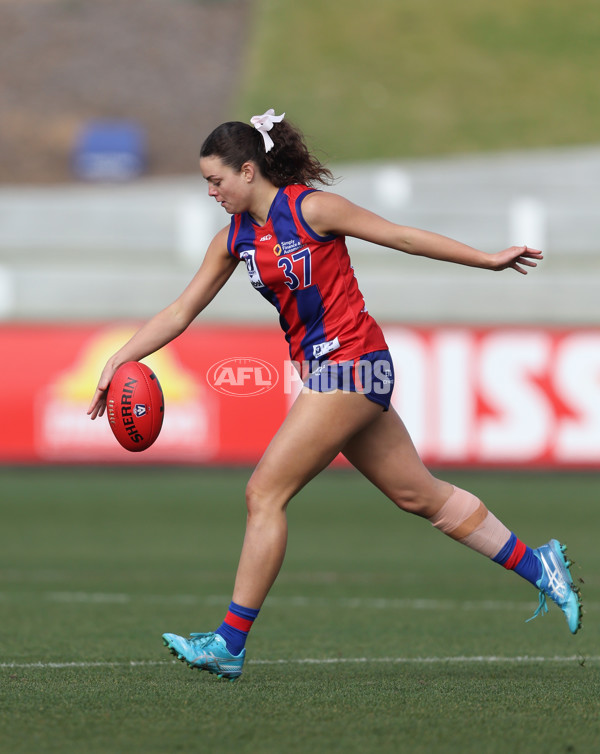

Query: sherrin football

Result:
[106,361,164,452]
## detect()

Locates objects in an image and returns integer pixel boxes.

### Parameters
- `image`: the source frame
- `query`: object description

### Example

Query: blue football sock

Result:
[493,532,542,586]
[215,601,260,656]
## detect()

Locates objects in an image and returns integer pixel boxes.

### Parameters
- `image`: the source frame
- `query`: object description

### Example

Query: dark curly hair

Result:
[199,116,334,187]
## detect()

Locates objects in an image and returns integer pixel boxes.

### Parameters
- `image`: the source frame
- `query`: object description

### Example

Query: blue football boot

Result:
[528,539,582,634]
[162,631,245,680]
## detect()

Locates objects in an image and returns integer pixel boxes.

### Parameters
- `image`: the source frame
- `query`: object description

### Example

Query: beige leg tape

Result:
[428,486,510,559]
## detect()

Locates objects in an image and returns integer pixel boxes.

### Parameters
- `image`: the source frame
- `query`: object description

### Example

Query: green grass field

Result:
[238,0,600,161]
[1,466,598,753]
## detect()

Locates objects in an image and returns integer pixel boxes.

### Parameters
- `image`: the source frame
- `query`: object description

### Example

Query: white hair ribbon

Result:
[250,109,285,153]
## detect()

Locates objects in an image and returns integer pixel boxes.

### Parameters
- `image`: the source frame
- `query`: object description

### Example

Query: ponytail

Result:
[200,111,333,187]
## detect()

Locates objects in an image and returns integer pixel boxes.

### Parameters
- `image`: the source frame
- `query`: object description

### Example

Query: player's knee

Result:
[391,488,423,514]
[245,476,281,517]
[245,477,262,515]
[391,480,452,517]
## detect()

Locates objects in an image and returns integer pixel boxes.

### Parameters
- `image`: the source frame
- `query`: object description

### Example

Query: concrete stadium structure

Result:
[0,145,598,324]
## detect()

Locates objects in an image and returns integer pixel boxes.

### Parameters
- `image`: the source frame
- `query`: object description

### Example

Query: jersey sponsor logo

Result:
[260,234,272,242]
[312,336,340,359]
[274,239,303,256]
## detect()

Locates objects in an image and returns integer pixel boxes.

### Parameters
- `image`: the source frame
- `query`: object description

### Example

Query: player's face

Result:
[200,156,252,214]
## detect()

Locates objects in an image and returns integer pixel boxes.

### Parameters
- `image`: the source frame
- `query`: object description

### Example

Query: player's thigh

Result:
[342,406,452,517]
[247,389,383,509]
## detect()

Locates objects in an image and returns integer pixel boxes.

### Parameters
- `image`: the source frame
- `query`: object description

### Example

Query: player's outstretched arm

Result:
[301,191,543,273]
[88,228,237,419]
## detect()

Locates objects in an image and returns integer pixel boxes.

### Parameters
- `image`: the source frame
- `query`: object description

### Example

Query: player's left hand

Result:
[489,245,543,274]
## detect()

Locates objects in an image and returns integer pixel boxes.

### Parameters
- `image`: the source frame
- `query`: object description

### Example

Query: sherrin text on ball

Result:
[107,361,164,451]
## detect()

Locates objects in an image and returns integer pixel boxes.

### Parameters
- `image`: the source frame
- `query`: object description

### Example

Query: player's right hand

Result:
[87,362,118,419]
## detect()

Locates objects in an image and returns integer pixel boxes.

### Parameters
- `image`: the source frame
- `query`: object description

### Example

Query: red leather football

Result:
[106,361,164,452]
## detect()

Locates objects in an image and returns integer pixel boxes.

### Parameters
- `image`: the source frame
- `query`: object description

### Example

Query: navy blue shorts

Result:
[303,349,395,411]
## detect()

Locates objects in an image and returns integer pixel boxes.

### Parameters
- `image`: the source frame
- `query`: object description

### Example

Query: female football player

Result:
[88,109,581,680]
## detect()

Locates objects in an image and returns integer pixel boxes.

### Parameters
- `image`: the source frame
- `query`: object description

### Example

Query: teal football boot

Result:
[163,631,245,680]
[528,539,582,634]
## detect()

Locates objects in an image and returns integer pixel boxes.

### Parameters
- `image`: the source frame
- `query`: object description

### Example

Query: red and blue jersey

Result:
[227,184,388,365]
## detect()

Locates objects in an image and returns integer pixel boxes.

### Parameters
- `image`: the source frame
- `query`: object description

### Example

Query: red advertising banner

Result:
[0,323,599,468]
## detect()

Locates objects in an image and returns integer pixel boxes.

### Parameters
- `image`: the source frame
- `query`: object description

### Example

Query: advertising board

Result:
[1,324,598,468]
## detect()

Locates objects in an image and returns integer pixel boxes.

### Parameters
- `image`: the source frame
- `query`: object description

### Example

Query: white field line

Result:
[0,655,596,671]
[8,592,592,612]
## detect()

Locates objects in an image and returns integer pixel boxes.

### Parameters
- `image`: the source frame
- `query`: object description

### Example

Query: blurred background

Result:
[1,0,599,467]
